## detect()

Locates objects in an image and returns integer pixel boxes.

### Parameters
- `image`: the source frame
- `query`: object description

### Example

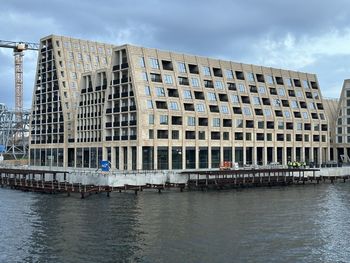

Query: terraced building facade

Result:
[29,35,331,170]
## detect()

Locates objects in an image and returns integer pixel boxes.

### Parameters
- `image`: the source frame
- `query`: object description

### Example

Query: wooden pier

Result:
[0,167,349,198]
[182,168,350,190]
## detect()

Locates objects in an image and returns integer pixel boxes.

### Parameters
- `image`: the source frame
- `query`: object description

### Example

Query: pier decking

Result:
[0,167,349,198]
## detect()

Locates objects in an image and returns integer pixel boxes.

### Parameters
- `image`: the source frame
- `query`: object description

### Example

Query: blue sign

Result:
[0,145,5,153]
[101,160,110,172]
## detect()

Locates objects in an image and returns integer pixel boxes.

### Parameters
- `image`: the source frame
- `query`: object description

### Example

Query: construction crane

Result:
[0,40,40,117]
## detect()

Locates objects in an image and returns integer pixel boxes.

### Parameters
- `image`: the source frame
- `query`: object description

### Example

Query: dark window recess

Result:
[172,116,182,125]
[156,101,168,109]
[317,103,324,110]
[199,117,208,126]
[305,92,312,99]
[266,121,274,129]
[241,96,250,104]
[235,71,245,80]
[311,113,318,119]
[150,73,162,83]
[257,133,265,141]
[211,132,220,140]
[162,60,173,70]
[188,64,199,74]
[262,98,271,105]
[296,134,303,141]
[288,90,295,97]
[304,123,311,130]
[255,108,263,115]
[294,111,301,118]
[204,80,214,88]
[275,76,284,85]
[299,101,307,108]
[213,68,223,77]
[223,119,232,127]
[311,135,320,142]
[186,131,196,139]
[234,132,243,140]
[286,122,293,129]
[157,130,169,139]
[218,94,228,101]
[209,105,219,112]
[256,74,265,83]
[293,79,301,87]
[233,107,242,114]
[227,82,236,90]
[178,76,189,85]
[281,100,289,107]
[168,88,179,97]
[246,120,254,128]
[269,87,277,95]
[194,91,205,100]
[275,110,283,117]
[250,85,258,93]
[277,134,284,141]
[321,124,328,131]
[311,81,318,89]
[184,103,195,111]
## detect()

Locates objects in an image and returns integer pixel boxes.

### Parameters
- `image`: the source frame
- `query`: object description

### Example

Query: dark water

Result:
[1,184,350,263]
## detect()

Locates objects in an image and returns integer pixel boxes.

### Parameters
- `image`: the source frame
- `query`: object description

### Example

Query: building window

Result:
[296,90,303,98]
[164,74,173,84]
[160,115,168,125]
[172,130,179,139]
[198,131,205,140]
[149,58,160,69]
[303,80,309,89]
[243,107,251,116]
[247,72,255,82]
[202,66,211,76]
[156,87,166,97]
[177,62,187,73]
[266,75,274,84]
[230,94,239,104]
[309,102,316,110]
[238,83,246,92]
[273,99,281,107]
[226,69,234,79]
[264,108,272,117]
[212,118,220,127]
[141,72,148,81]
[147,100,153,109]
[191,77,200,87]
[284,110,291,118]
[220,105,229,114]
[236,119,243,128]
[149,114,154,124]
[215,80,224,90]
[285,78,292,87]
[258,121,264,129]
[187,116,195,126]
[183,90,192,99]
[149,129,154,139]
[223,132,229,140]
[302,112,309,119]
[253,96,261,105]
[313,92,320,99]
[144,86,151,96]
[278,121,284,129]
[196,103,205,112]
[169,101,179,110]
[207,92,217,101]
[277,88,285,96]
[258,86,266,94]
[291,100,298,108]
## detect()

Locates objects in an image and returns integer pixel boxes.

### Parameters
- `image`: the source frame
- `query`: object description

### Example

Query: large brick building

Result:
[29,35,334,170]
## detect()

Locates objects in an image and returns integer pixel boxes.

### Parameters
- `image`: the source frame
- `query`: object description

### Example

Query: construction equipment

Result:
[0,40,40,160]
[0,40,40,117]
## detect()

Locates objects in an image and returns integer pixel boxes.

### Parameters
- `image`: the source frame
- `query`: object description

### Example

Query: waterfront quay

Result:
[1,166,350,198]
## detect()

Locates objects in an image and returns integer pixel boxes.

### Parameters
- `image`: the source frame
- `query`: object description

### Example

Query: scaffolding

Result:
[0,103,30,159]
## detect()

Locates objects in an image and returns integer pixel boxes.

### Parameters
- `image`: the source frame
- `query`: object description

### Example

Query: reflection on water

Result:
[1,184,350,262]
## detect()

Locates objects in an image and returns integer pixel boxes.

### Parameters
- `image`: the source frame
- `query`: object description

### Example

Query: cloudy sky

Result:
[1,0,350,109]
